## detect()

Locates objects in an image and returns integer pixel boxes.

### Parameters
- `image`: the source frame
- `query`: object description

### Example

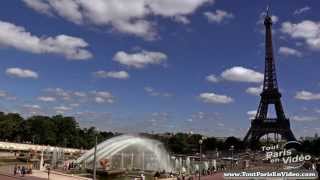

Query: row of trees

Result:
[149,133,244,154]
[0,112,114,149]
[0,112,319,156]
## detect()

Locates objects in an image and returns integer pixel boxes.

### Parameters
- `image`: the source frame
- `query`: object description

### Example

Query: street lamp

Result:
[93,128,99,180]
[230,145,234,169]
[198,136,207,180]
[198,139,203,180]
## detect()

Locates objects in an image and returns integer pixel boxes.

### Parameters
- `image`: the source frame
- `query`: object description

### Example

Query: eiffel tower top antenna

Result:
[266,4,271,17]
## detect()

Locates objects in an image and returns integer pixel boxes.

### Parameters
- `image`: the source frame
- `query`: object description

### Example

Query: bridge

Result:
[0,141,85,154]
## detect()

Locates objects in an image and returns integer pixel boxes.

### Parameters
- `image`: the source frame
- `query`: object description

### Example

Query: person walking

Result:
[21,166,26,177]
[47,166,51,180]
[17,166,21,176]
[141,173,145,180]
[13,164,17,176]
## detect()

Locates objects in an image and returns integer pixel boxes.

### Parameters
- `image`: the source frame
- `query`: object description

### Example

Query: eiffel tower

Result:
[243,8,296,144]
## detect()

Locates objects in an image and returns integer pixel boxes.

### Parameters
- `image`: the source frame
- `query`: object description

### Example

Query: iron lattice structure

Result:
[243,10,296,144]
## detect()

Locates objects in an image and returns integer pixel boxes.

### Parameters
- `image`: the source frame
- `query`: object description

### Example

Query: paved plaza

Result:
[0,174,43,180]
[0,170,91,180]
[0,172,224,180]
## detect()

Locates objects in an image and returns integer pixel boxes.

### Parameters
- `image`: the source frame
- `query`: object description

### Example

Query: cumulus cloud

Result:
[199,92,233,104]
[91,91,114,104]
[0,90,16,101]
[37,96,56,102]
[44,88,72,101]
[0,20,92,60]
[144,87,173,97]
[20,104,43,116]
[94,70,129,80]
[173,15,190,24]
[247,110,257,119]
[54,105,73,115]
[23,104,41,110]
[206,74,219,83]
[295,90,320,100]
[74,92,86,97]
[113,50,167,68]
[5,68,38,79]
[54,105,72,112]
[292,115,319,122]
[23,0,53,16]
[294,6,311,15]
[41,88,115,104]
[23,0,213,39]
[281,20,320,51]
[204,10,234,23]
[221,66,264,83]
[246,85,263,96]
[279,46,302,57]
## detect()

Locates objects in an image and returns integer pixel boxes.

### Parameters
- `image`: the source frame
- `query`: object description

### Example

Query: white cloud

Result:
[37,96,56,102]
[271,16,279,24]
[199,92,233,104]
[74,91,87,97]
[113,50,167,68]
[45,88,71,100]
[144,87,154,93]
[221,66,264,83]
[144,87,172,97]
[0,20,92,60]
[0,91,8,98]
[23,0,53,16]
[206,74,219,83]
[0,90,16,101]
[69,103,80,107]
[217,123,224,127]
[246,85,263,96]
[23,104,41,109]
[294,6,311,15]
[91,91,114,104]
[23,0,213,39]
[204,10,234,23]
[173,15,190,24]
[42,88,115,104]
[54,105,73,114]
[20,104,43,116]
[247,110,257,119]
[6,68,38,79]
[292,115,319,122]
[281,20,320,51]
[279,46,302,57]
[295,90,320,100]
[54,105,72,112]
[94,70,129,80]
[49,0,83,24]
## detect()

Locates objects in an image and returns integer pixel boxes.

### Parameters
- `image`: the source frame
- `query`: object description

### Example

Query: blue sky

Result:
[0,0,319,138]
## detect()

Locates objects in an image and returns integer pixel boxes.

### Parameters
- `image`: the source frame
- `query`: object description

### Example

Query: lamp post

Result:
[93,129,99,180]
[230,145,234,169]
[198,136,207,180]
[198,139,203,180]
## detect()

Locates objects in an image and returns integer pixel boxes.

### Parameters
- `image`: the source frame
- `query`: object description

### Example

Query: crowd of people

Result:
[13,164,32,177]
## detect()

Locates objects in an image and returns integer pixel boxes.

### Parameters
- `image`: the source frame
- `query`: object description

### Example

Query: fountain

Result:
[76,135,173,172]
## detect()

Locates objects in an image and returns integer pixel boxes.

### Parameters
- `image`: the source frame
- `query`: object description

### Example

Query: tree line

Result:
[0,112,114,149]
[0,112,319,156]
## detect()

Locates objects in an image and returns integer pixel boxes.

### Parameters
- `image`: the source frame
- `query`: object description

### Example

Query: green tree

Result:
[0,113,23,141]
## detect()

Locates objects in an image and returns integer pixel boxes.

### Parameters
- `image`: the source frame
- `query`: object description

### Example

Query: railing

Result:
[0,141,86,153]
